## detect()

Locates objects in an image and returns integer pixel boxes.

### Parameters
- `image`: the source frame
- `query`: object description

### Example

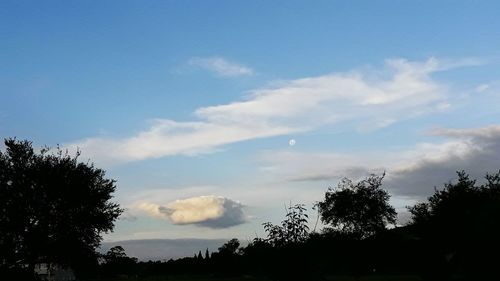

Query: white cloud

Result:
[188,57,254,77]
[66,58,466,165]
[69,119,298,164]
[196,58,445,124]
[136,195,247,229]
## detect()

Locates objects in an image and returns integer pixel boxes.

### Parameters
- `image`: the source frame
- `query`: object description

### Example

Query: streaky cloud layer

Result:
[66,58,459,165]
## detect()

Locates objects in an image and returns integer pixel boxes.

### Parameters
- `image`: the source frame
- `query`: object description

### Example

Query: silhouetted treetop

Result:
[408,170,500,234]
[316,173,396,239]
[263,203,309,246]
[103,246,127,261]
[406,170,500,274]
[217,238,240,255]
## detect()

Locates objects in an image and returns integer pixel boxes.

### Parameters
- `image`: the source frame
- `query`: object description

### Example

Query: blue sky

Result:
[2,1,500,243]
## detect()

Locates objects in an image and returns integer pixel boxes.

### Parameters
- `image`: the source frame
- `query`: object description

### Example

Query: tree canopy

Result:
[316,173,396,239]
[0,139,122,274]
[408,170,500,229]
[217,238,240,255]
[407,170,500,273]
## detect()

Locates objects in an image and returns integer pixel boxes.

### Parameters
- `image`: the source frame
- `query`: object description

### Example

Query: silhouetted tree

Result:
[0,139,122,276]
[408,171,480,226]
[218,238,240,255]
[101,246,137,276]
[316,173,396,239]
[103,246,127,262]
[210,239,242,275]
[407,170,500,276]
[263,204,309,247]
[204,248,210,260]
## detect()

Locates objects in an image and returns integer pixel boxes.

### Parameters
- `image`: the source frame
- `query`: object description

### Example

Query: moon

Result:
[288,139,296,146]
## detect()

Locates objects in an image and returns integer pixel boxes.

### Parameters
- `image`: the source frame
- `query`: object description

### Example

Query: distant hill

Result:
[100,238,228,261]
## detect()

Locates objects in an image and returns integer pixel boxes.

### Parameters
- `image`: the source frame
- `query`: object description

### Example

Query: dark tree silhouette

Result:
[210,238,242,275]
[0,139,122,276]
[103,246,128,262]
[101,246,137,276]
[408,171,481,227]
[407,170,500,276]
[316,173,396,239]
[217,238,240,255]
[263,204,309,246]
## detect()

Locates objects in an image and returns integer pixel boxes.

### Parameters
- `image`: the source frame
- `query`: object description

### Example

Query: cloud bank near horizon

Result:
[260,125,500,199]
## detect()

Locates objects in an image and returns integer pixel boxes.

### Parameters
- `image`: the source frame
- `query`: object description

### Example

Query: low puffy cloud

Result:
[261,125,500,199]
[66,58,466,165]
[188,57,254,77]
[137,195,247,229]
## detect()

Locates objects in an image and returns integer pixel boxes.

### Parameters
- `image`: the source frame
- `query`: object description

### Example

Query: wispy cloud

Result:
[196,58,446,123]
[136,195,247,229]
[70,119,298,165]
[188,57,254,77]
[67,58,473,165]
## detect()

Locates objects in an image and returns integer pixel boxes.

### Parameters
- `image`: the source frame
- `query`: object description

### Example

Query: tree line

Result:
[100,172,500,280]
[1,139,500,280]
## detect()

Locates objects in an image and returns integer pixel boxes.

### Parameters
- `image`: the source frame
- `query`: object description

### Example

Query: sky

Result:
[2,0,500,246]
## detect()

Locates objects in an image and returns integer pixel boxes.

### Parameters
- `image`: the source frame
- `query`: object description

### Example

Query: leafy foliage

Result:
[407,170,500,227]
[407,170,500,274]
[263,204,309,246]
[0,139,122,273]
[316,173,396,239]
